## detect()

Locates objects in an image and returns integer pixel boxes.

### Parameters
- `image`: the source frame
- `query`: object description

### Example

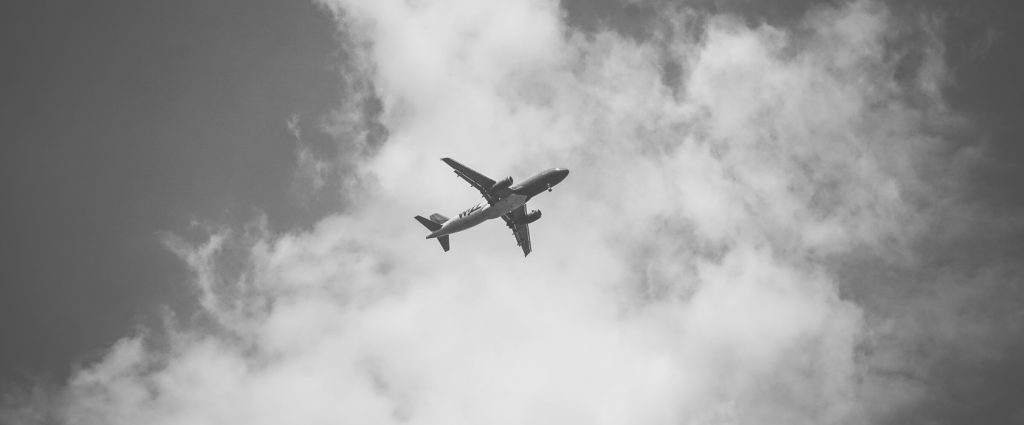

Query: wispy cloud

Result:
[4,0,1019,424]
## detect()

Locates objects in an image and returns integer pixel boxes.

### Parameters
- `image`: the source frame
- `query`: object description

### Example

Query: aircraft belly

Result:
[441,212,487,235]
[432,195,527,236]
[486,194,528,218]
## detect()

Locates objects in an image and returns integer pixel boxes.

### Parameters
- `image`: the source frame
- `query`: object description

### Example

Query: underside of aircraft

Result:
[414,158,569,257]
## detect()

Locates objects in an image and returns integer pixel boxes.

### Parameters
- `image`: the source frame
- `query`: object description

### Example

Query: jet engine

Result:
[491,176,513,191]
[516,210,542,225]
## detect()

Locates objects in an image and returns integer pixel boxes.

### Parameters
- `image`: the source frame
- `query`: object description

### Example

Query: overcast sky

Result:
[1,0,1022,424]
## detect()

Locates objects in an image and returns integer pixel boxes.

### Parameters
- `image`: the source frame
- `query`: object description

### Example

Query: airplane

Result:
[414,158,569,257]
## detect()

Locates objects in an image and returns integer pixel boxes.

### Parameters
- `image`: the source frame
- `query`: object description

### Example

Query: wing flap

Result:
[442,158,499,204]
[501,205,533,257]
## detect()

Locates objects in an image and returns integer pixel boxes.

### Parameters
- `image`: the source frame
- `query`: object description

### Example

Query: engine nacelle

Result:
[516,210,542,225]
[491,176,513,191]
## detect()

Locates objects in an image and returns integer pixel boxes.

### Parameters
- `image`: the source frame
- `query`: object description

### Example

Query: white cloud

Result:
[6,0,1008,424]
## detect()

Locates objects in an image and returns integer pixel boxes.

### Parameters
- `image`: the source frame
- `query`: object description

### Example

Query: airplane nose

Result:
[548,168,569,185]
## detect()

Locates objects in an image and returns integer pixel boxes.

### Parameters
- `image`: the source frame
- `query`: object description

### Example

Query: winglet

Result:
[441,157,471,172]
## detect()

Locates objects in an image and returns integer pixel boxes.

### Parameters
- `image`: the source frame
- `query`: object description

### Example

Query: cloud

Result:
[5,0,1019,424]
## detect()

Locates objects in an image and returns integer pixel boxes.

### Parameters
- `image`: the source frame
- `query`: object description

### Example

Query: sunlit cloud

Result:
[4,0,1016,424]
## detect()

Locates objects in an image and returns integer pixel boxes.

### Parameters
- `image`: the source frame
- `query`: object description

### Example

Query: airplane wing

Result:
[441,158,499,204]
[501,205,533,257]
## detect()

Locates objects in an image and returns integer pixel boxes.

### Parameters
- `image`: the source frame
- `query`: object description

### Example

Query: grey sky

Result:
[1,0,339,384]
[1,0,1023,424]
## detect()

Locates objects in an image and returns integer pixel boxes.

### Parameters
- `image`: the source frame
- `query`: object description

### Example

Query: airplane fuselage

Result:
[426,167,568,239]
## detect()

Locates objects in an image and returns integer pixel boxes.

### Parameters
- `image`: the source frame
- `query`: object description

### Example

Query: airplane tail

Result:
[414,215,450,252]
[414,215,442,232]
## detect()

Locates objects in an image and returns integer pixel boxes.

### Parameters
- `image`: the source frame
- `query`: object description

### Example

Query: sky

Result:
[0,0,1022,424]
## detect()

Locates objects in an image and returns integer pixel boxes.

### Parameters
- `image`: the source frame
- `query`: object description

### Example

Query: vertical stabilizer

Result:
[414,215,442,232]
[415,216,450,252]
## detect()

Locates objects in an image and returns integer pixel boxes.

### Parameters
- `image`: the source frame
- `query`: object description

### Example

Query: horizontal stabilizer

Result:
[438,235,450,252]
[429,213,449,224]
[414,215,442,232]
